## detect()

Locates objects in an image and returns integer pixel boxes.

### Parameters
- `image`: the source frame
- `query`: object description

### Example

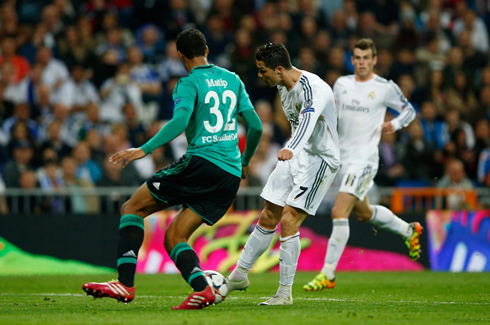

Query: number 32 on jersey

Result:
[204,90,237,133]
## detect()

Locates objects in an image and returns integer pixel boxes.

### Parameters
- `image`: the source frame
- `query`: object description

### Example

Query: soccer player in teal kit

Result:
[82,29,263,310]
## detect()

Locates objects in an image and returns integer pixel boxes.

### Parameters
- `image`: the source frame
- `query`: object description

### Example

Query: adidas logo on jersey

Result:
[206,78,228,88]
[123,250,137,258]
[153,182,160,190]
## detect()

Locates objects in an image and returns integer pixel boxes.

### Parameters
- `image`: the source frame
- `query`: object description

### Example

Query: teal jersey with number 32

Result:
[173,64,254,178]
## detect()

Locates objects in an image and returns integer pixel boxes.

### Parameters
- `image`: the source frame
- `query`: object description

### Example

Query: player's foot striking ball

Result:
[171,285,216,310]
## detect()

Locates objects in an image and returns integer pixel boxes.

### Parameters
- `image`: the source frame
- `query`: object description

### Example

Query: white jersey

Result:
[279,70,340,170]
[334,74,416,166]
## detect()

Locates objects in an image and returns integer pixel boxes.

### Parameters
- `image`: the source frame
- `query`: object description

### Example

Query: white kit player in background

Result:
[303,38,423,292]
[227,43,340,305]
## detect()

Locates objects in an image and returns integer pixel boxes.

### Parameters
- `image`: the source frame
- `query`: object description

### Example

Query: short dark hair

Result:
[256,42,292,70]
[176,28,207,59]
[354,38,377,57]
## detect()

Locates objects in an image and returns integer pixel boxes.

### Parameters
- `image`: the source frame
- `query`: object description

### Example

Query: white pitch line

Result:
[0,293,488,306]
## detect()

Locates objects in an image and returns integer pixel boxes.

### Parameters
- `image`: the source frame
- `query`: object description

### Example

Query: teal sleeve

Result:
[240,109,263,166]
[140,108,192,154]
[173,79,197,114]
[237,79,254,113]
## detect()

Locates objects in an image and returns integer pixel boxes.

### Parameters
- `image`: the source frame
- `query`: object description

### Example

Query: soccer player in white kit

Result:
[303,38,423,292]
[227,43,340,305]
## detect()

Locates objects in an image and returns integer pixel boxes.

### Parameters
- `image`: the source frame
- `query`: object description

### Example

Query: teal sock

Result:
[170,242,208,291]
[117,214,144,287]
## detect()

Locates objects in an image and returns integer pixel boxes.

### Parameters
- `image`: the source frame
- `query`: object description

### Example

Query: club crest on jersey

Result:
[295,102,301,112]
[301,107,315,114]
[368,91,376,99]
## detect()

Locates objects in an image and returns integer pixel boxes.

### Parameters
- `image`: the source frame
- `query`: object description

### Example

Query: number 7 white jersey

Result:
[334,74,416,166]
[278,70,340,170]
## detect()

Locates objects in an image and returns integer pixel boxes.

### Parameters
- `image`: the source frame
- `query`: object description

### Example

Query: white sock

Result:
[229,224,275,282]
[277,232,300,298]
[279,232,301,286]
[369,205,413,240]
[322,219,349,280]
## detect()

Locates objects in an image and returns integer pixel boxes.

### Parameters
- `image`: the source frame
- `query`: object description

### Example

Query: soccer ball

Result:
[204,270,229,304]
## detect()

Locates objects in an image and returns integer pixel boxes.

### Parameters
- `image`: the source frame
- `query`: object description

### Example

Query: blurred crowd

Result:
[1,0,490,214]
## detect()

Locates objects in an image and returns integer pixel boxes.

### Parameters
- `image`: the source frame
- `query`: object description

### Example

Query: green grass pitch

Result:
[0,272,489,325]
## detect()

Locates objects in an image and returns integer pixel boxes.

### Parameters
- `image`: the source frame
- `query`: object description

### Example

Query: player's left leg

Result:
[165,208,217,310]
[354,197,423,261]
[259,205,307,306]
[83,183,169,303]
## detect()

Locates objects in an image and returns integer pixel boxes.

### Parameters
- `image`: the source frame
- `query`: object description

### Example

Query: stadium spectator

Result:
[77,103,109,141]
[445,70,479,116]
[3,140,35,188]
[162,0,196,41]
[437,159,475,209]
[2,103,39,143]
[136,24,166,65]
[0,81,14,122]
[96,28,128,63]
[73,140,102,184]
[55,65,100,123]
[61,155,99,214]
[445,109,476,150]
[123,103,146,148]
[203,15,232,66]
[419,101,447,150]
[99,62,143,123]
[36,158,64,213]
[9,63,45,116]
[453,8,489,53]
[127,46,162,100]
[57,25,97,69]
[95,12,134,50]
[376,126,406,186]
[85,128,105,166]
[39,102,78,147]
[17,169,41,214]
[97,153,141,187]
[39,120,73,160]
[402,119,437,181]
[0,37,30,83]
[157,40,187,83]
[330,10,349,44]
[36,46,69,95]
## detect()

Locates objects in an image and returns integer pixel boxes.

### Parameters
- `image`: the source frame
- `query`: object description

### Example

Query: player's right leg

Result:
[227,200,283,292]
[83,183,169,302]
[303,192,358,291]
[228,159,292,292]
[353,196,423,261]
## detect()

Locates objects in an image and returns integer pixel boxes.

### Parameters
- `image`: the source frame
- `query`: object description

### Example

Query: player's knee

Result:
[120,200,133,216]
[354,207,373,222]
[332,205,348,219]
[258,208,280,230]
[163,232,179,254]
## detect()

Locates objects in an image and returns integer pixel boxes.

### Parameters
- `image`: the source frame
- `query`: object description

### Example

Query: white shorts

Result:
[338,164,378,201]
[261,150,337,215]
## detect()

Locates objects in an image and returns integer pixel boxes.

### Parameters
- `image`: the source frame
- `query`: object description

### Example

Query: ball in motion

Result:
[204,270,229,304]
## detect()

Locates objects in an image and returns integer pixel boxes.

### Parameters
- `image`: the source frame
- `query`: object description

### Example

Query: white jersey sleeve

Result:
[285,83,328,157]
[384,80,416,131]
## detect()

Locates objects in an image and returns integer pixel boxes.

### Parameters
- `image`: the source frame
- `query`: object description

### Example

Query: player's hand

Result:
[241,164,250,179]
[382,121,395,134]
[109,148,146,168]
[278,148,293,161]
